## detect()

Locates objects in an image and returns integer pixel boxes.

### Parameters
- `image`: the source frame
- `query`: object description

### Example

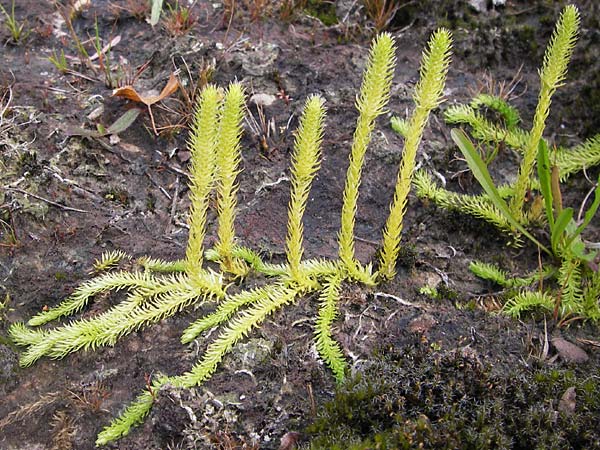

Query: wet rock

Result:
[238,43,280,77]
[0,344,19,393]
[551,337,589,364]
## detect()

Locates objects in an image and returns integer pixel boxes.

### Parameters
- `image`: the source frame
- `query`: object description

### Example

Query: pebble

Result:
[558,386,576,415]
[551,337,589,364]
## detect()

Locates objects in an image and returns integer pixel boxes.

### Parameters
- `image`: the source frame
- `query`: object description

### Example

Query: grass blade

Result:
[451,128,550,255]
[537,139,554,229]
[551,208,573,253]
[150,0,163,26]
[106,109,141,135]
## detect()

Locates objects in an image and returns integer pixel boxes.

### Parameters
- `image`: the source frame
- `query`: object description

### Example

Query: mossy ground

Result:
[308,342,600,449]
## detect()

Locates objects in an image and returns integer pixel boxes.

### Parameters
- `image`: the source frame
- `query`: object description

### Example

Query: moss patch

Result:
[307,343,600,449]
[303,0,338,26]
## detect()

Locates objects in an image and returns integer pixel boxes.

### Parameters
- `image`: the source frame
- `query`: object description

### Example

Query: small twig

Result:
[144,170,172,200]
[49,170,103,202]
[355,236,379,247]
[384,310,399,328]
[64,69,98,83]
[254,174,289,195]
[541,316,549,360]
[421,262,451,286]
[306,383,316,416]
[0,85,13,127]
[373,291,418,308]
[576,178,598,224]
[166,176,180,233]
[6,187,88,213]
[164,162,191,179]
[353,304,371,339]
[234,369,257,386]
[576,338,600,348]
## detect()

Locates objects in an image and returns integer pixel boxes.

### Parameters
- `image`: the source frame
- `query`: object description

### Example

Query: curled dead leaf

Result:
[112,72,179,135]
[112,72,179,106]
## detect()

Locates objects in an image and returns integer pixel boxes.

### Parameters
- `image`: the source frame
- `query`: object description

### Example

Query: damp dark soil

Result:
[0,1,599,449]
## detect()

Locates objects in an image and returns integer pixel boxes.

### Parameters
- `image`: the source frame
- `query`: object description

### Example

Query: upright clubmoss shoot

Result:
[214,82,247,275]
[286,95,326,283]
[338,32,396,278]
[379,28,452,280]
[9,30,460,446]
[185,84,221,275]
[509,5,579,219]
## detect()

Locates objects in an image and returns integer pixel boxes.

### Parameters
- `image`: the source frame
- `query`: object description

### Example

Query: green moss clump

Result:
[307,344,600,449]
[303,0,338,26]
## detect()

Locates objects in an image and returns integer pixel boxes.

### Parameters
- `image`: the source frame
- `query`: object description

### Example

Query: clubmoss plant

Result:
[451,130,600,321]
[213,83,247,276]
[286,95,326,283]
[185,84,220,275]
[509,5,579,219]
[338,32,396,279]
[397,5,600,321]
[379,28,452,280]
[408,5,597,238]
[9,31,453,445]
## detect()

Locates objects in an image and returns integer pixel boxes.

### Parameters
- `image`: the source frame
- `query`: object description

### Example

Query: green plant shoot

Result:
[451,129,550,255]
[286,95,326,283]
[8,30,466,446]
[509,5,579,219]
[214,83,246,275]
[338,32,396,277]
[379,28,452,279]
[185,84,221,275]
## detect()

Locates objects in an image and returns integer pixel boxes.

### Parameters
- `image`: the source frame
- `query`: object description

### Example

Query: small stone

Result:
[279,431,301,450]
[468,0,487,13]
[250,93,278,107]
[177,150,191,163]
[558,386,576,415]
[551,337,589,364]
[408,313,437,334]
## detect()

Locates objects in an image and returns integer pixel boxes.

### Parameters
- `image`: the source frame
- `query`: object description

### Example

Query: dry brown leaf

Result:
[112,72,179,106]
[112,72,180,134]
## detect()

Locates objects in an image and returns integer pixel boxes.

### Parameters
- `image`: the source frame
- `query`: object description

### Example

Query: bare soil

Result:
[0,1,599,449]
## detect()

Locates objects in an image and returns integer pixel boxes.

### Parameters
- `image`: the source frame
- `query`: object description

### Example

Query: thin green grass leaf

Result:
[451,128,550,255]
